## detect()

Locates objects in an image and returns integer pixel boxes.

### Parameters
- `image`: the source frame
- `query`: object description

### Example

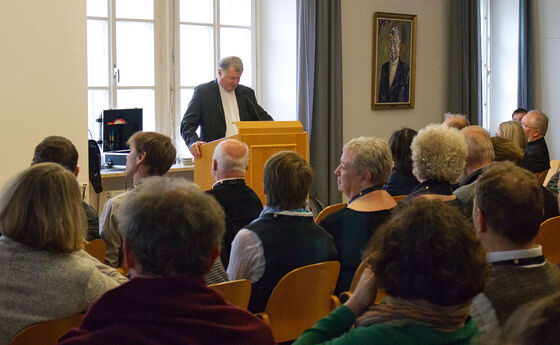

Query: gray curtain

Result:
[448,0,482,125]
[518,0,534,109]
[297,0,343,207]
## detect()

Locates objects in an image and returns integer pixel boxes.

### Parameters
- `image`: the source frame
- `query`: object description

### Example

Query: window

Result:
[87,0,255,159]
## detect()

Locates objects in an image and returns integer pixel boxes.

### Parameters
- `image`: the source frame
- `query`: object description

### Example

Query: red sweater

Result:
[58,276,275,345]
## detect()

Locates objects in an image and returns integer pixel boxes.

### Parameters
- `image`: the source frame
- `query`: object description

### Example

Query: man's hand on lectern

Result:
[189,141,206,159]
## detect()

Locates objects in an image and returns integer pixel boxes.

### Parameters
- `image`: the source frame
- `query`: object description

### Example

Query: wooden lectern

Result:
[194,121,309,205]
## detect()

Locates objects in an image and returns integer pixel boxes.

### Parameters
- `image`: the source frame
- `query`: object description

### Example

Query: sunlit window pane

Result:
[87,0,108,17]
[117,89,155,132]
[220,0,251,26]
[178,88,196,159]
[87,20,109,87]
[180,25,214,86]
[116,21,154,86]
[88,90,109,141]
[180,0,213,24]
[220,27,252,86]
[116,0,153,20]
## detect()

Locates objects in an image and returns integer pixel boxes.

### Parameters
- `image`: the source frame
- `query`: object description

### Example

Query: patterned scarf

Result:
[355,296,472,332]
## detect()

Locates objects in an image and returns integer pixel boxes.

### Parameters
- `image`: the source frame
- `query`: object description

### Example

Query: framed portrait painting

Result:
[371,12,417,109]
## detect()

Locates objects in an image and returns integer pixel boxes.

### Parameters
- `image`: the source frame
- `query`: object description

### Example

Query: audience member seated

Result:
[491,136,524,165]
[32,136,99,241]
[384,128,419,196]
[57,177,275,345]
[320,137,396,294]
[454,126,494,218]
[521,110,550,173]
[442,112,469,130]
[498,120,527,150]
[512,107,528,122]
[293,199,489,345]
[405,124,467,204]
[0,163,127,344]
[491,137,559,222]
[500,291,560,345]
[206,139,262,268]
[100,132,176,268]
[228,151,337,313]
[471,162,560,343]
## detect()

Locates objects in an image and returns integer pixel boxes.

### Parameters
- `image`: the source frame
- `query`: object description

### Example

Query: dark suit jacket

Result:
[205,179,263,267]
[181,80,273,148]
[523,137,550,173]
[378,59,410,103]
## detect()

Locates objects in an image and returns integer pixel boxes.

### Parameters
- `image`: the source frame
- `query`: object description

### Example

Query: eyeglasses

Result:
[521,122,538,130]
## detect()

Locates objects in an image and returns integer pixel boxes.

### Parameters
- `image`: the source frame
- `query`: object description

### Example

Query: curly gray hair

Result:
[411,124,467,183]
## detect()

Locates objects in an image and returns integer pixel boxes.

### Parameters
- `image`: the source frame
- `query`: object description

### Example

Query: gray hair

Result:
[527,110,549,136]
[343,137,393,186]
[498,120,527,150]
[389,26,401,42]
[461,126,494,167]
[118,177,225,277]
[213,140,249,175]
[411,124,467,183]
[217,56,243,73]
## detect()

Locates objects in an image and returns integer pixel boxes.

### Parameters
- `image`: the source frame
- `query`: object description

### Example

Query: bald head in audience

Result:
[522,110,548,143]
[443,113,470,130]
[211,139,249,181]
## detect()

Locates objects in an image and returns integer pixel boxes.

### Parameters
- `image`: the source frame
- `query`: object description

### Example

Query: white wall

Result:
[488,0,519,136]
[533,0,560,160]
[341,0,451,142]
[0,0,88,188]
[257,0,297,121]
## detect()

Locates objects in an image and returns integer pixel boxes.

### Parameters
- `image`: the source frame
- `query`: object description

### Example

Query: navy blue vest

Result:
[245,213,337,313]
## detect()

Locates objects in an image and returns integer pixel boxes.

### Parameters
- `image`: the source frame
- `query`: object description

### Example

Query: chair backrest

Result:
[536,216,560,264]
[544,160,560,186]
[392,195,407,203]
[346,260,386,304]
[84,239,106,262]
[257,261,340,343]
[209,279,252,309]
[315,203,346,224]
[8,313,84,345]
[536,169,549,186]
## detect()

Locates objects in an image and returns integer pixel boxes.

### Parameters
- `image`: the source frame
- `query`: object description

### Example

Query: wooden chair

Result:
[255,261,341,343]
[536,169,549,186]
[339,260,386,304]
[84,239,106,262]
[544,160,560,186]
[209,279,252,309]
[392,195,407,203]
[8,312,84,345]
[536,216,560,264]
[315,203,346,224]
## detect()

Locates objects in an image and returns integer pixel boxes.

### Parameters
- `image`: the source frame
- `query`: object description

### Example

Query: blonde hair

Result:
[0,163,86,253]
[498,120,527,150]
[411,124,467,183]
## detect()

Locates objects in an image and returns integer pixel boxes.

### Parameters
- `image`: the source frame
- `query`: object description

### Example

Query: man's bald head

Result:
[211,139,249,180]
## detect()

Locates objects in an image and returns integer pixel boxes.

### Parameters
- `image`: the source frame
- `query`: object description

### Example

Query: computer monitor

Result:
[102,108,142,153]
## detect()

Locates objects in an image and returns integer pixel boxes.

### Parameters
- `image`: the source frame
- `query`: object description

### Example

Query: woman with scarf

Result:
[294,198,489,345]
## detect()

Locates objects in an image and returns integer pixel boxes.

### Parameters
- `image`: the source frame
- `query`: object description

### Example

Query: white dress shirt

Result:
[218,84,240,137]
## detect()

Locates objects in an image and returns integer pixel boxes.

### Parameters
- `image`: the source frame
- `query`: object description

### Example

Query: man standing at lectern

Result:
[180,56,273,158]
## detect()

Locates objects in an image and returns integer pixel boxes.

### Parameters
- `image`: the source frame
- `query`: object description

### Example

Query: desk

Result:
[89,164,195,215]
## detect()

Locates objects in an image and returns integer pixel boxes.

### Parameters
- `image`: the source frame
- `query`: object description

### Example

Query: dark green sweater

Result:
[293,305,479,345]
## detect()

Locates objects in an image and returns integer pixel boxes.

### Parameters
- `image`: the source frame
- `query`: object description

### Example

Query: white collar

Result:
[486,245,543,265]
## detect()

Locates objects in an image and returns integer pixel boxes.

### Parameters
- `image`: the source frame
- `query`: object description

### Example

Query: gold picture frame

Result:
[371,12,417,109]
